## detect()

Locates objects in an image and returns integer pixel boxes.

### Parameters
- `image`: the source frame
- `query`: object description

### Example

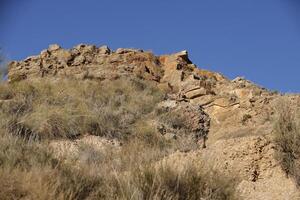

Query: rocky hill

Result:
[2,44,300,199]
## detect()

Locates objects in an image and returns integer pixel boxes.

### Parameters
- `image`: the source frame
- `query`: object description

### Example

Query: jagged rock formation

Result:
[8,44,225,88]
[7,44,300,199]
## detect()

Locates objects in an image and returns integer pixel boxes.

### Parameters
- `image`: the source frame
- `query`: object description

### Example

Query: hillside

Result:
[0,44,299,200]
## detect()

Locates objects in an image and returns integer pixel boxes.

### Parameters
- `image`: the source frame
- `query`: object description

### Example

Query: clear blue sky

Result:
[0,0,299,92]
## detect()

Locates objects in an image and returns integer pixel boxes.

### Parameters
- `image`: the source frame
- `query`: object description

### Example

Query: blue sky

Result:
[0,0,299,92]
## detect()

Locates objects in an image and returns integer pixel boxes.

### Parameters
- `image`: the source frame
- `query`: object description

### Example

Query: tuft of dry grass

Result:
[273,97,300,185]
[126,163,237,200]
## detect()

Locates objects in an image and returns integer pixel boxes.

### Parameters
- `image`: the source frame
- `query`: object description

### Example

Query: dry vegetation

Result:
[0,78,164,140]
[0,50,7,80]
[273,97,300,185]
[0,77,237,200]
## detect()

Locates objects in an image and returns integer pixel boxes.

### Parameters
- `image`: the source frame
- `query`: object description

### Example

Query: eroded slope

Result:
[6,44,300,199]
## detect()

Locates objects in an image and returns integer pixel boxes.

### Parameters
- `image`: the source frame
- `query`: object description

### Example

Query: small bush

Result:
[273,97,300,185]
[130,120,171,149]
[241,114,252,125]
[160,110,188,130]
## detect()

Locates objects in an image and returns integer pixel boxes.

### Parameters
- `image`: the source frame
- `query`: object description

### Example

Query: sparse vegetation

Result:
[0,129,103,200]
[0,77,237,199]
[0,129,237,199]
[0,49,7,80]
[273,97,300,185]
[0,78,164,140]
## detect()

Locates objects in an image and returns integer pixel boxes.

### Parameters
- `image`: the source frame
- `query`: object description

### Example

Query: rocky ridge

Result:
[7,44,300,199]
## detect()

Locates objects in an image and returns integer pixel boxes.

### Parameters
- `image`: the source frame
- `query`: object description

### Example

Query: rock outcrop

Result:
[7,44,300,199]
[156,99,210,149]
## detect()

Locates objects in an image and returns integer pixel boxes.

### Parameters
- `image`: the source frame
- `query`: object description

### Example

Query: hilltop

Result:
[1,44,299,199]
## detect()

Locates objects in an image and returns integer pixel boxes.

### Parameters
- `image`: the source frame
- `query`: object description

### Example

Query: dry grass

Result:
[0,77,164,140]
[273,97,300,185]
[0,77,237,199]
[0,127,237,200]
[0,129,103,200]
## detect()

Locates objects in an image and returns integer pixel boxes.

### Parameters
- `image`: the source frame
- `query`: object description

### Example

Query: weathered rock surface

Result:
[156,99,210,149]
[7,44,300,199]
